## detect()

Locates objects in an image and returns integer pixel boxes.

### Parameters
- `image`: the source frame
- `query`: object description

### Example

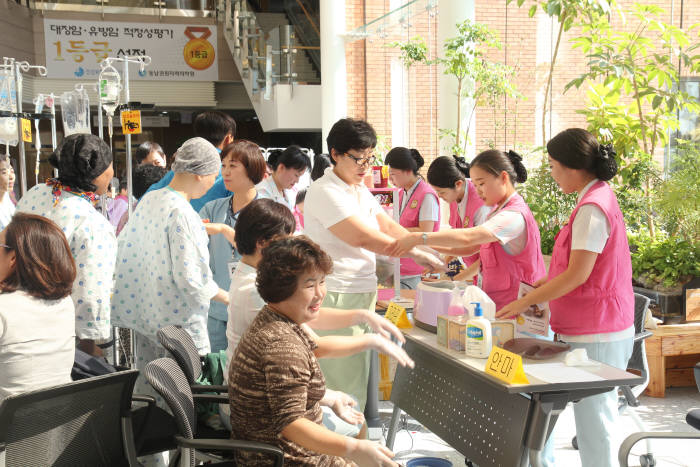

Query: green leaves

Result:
[387,36,428,69]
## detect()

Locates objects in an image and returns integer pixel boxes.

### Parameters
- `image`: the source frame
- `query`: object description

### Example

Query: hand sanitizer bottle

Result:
[447,287,466,316]
[466,302,493,358]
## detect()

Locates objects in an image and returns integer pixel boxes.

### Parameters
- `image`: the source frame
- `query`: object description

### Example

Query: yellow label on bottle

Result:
[484,346,529,385]
[21,118,31,142]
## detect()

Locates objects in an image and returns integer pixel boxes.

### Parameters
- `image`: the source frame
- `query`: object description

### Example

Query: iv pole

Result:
[99,55,151,219]
[3,57,47,196]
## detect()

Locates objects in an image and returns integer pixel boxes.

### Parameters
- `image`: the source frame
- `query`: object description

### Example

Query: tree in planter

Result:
[507,0,615,147]
[566,3,700,238]
[393,21,520,157]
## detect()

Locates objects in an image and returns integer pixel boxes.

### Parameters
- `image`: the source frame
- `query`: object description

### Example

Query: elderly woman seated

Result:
[229,236,408,466]
[0,213,77,402]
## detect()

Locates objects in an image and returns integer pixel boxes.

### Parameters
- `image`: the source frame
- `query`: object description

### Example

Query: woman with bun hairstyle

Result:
[390,149,545,309]
[426,156,485,271]
[385,147,441,289]
[497,129,633,467]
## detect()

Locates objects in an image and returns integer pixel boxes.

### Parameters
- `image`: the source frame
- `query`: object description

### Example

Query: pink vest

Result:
[398,180,441,276]
[479,193,546,309]
[548,181,634,335]
[448,180,485,266]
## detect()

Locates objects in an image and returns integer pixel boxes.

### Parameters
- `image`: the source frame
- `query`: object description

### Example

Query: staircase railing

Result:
[283,0,320,76]
[222,0,300,100]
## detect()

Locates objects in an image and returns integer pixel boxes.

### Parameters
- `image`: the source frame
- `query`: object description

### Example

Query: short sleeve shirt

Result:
[229,306,351,467]
[571,179,611,253]
[15,184,116,340]
[304,168,383,293]
[479,193,527,256]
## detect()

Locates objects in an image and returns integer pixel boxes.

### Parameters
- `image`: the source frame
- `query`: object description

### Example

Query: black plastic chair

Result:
[619,362,700,467]
[157,325,228,393]
[144,357,283,467]
[0,370,141,467]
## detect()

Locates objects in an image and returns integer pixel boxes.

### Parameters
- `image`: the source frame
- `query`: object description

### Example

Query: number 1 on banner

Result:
[385,302,412,329]
[484,346,529,385]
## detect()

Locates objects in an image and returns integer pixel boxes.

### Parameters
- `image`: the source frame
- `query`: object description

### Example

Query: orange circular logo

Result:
[183,27,215,71]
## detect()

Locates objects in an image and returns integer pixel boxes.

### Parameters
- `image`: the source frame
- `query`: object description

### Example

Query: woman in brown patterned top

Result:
[230,236,402,466]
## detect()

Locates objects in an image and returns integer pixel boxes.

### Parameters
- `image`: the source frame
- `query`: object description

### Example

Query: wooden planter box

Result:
[645,322,700,397]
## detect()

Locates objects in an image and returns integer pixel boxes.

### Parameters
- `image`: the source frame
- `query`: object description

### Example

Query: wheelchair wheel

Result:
[571,436,578,450]
[640,454,656,467]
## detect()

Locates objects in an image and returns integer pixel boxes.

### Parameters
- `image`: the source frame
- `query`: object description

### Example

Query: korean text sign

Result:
[43,19,218,81]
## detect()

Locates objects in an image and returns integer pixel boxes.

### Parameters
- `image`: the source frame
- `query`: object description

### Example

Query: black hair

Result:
[546,128,618,181]
[193,111,236,147]
[134,141,164,165]
[133,164,168,199]
[269,145,311,172]
[470,149,528,184]
[234,198,296,255]
[385,147,424,175]
[311,153,331,181]
[119,178,128,192]
[295,188,307,206]
[49,133,113,192]
[326,118,377,165]
[427,155,471,188]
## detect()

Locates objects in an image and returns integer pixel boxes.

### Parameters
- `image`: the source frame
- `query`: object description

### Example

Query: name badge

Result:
[228,261,239,279]
[410,199,418,209]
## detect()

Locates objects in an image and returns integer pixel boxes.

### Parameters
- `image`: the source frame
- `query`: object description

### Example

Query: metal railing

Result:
[224,0,301,100]
[283,0,320,75]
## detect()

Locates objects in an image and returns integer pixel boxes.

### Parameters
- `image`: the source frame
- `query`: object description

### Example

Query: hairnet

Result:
[171,137,221,176]
[49,133,112,192]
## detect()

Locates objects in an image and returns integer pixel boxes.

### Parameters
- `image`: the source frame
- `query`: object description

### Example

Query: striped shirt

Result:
[229,306,351,466]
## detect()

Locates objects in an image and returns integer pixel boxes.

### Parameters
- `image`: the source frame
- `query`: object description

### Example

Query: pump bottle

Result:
[465,302,492,358]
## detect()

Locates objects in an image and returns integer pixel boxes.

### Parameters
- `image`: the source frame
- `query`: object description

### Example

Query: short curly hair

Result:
[256,236,333,304]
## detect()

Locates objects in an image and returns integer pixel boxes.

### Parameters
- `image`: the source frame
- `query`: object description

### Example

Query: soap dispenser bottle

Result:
[465,302,493,358]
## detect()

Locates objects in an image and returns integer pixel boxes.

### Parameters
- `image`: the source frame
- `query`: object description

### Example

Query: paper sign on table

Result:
[21,118,31,142]
[385,302,412,329]
[120,110,142,135]
[485,346,529,385]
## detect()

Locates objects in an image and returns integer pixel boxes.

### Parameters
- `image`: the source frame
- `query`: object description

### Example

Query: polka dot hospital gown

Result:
[15,184,116,340]
[112,188,218,407]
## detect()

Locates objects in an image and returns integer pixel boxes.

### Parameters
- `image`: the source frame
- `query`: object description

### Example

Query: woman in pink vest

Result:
[426,156,486,280]
[386,147,441,289]
[497,129,634,467]
[389,150,546,309]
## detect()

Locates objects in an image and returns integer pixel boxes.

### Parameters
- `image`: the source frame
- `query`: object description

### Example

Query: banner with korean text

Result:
[43,19,218,81]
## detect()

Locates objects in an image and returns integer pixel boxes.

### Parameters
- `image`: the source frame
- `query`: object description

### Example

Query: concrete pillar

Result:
[437,0,475,158]
[320,0,348,152]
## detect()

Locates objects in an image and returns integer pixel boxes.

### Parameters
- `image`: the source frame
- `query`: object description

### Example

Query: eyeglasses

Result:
[343,152,377,168]
[0,243,11,250]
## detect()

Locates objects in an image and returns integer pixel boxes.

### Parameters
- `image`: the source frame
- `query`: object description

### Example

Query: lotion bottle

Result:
[465,302,492,358]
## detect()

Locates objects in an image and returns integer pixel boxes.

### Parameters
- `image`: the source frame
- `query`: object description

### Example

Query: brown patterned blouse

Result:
[229,305,352,466]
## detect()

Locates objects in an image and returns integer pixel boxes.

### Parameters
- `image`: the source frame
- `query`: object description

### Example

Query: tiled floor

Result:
[371,387,700,467]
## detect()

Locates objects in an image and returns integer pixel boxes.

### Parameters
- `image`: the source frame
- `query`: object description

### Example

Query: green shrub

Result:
[628,231,700,291]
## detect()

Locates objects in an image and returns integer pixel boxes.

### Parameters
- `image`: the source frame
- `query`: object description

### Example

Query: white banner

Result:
[43,19,218,81]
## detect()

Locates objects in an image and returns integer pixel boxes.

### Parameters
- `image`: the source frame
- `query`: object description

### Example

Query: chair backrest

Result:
[0,369,139,467]
[144,357,196,440]
[628,293,651,374]
[157,325,202,384]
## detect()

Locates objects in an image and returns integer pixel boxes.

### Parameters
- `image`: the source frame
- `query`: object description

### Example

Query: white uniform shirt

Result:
[256,176,296,211]
[16,184,116,340]
[0,291,75,402]
[0,193,15,231]
[112,188,219,353]
[224,261,265,384]
[399,178,440,222]
[304,167,383,293]
[480,193,527,256]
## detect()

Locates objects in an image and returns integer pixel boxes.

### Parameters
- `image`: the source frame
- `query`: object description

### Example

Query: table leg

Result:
[365,349,381,428]
[525,394,568,467]
[385,405,402,450]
